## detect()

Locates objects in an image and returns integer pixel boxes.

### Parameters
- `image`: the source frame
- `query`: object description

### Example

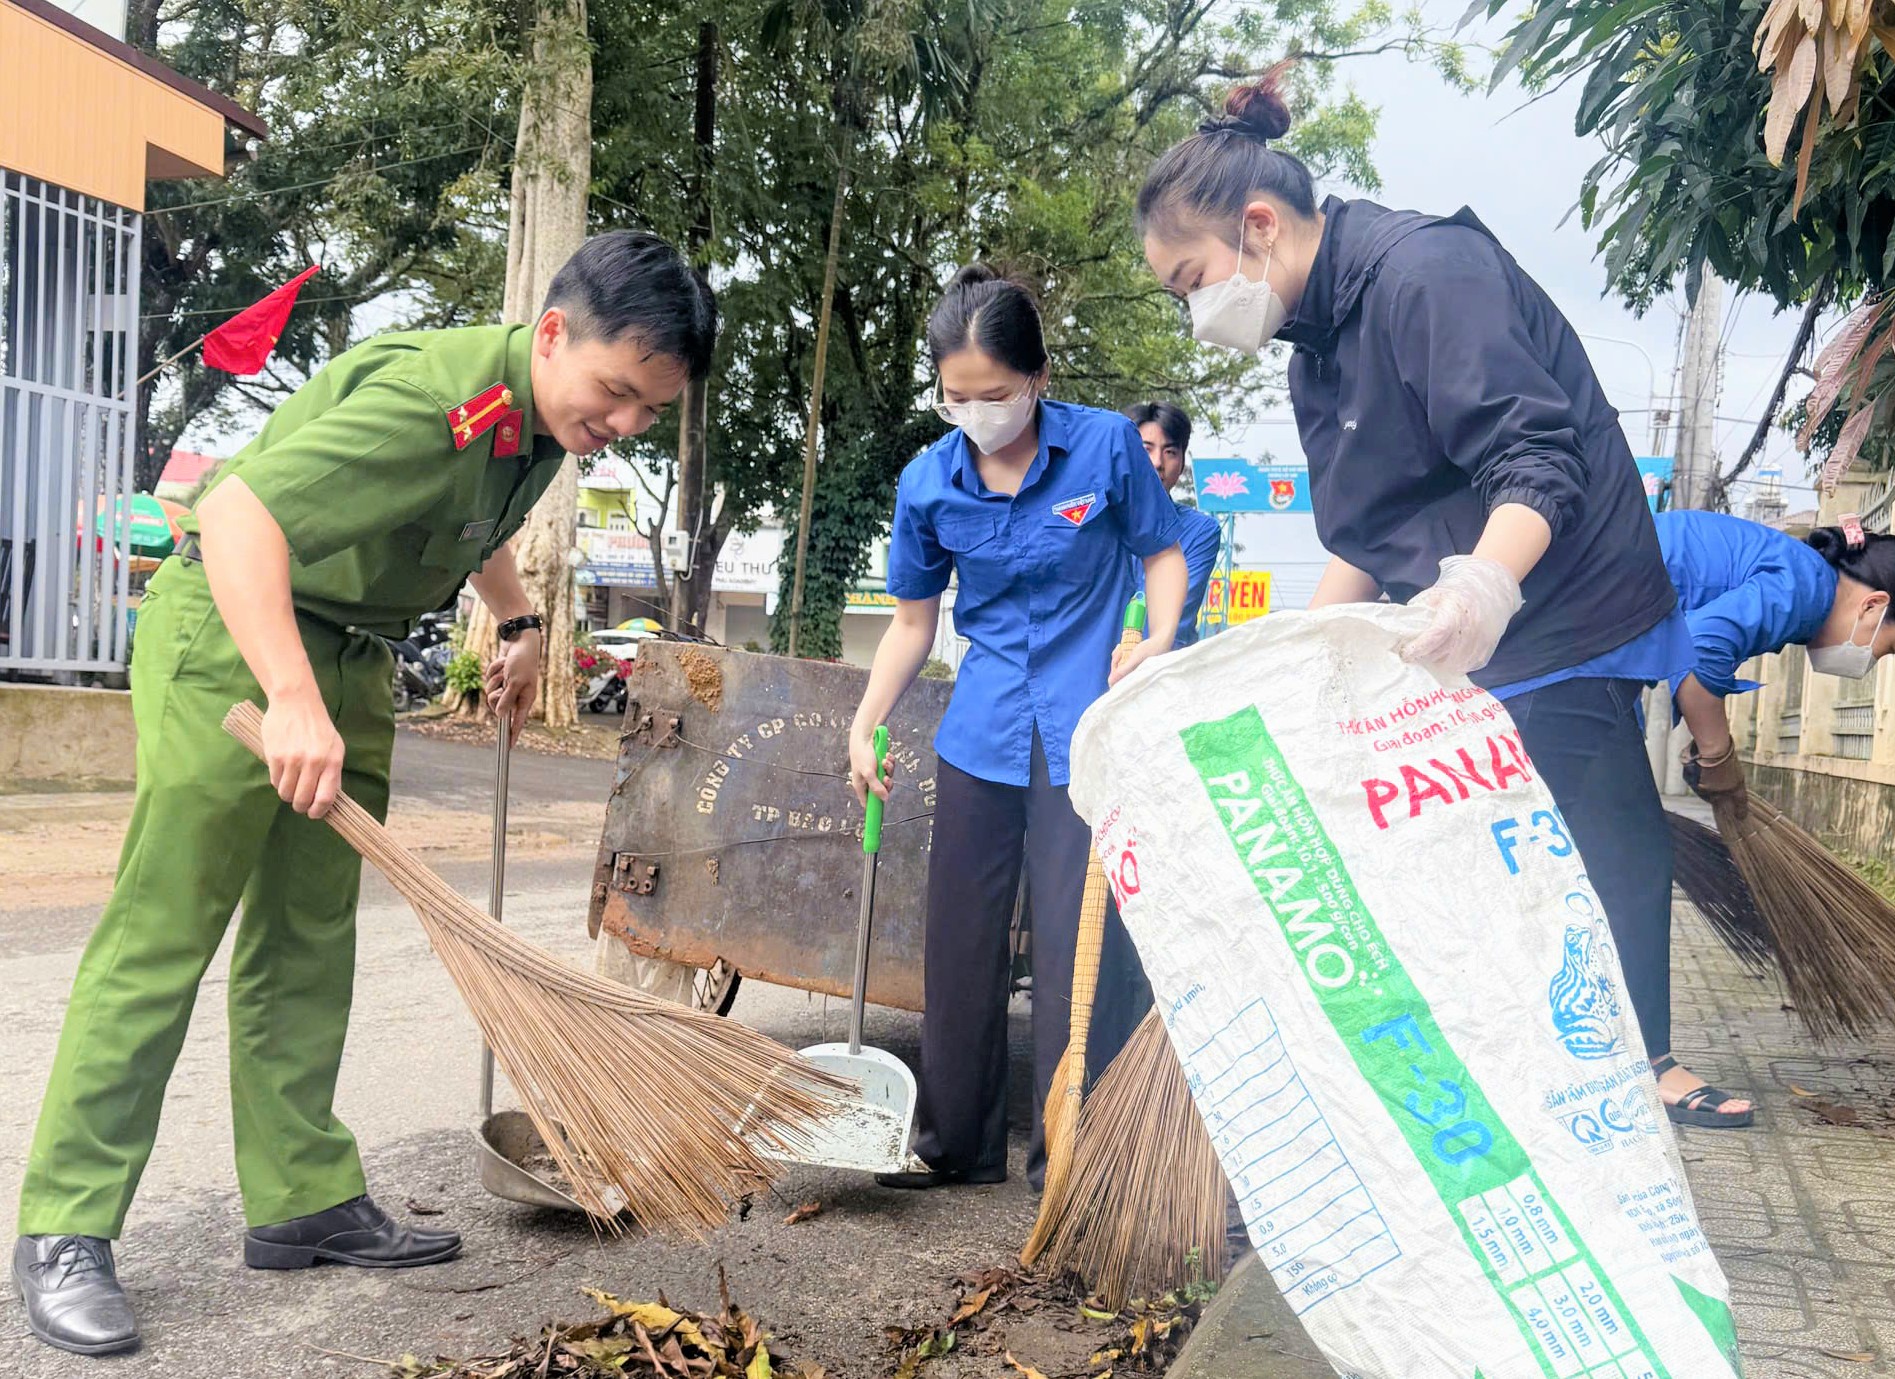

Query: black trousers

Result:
[1508,676,1675,1056]
[912,737,1150,1184]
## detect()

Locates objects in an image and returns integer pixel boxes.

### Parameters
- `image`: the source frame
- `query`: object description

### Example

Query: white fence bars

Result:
[0,167,142,676]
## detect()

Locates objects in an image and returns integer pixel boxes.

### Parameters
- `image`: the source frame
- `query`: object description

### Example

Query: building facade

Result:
[1728,469,1895,858]
[0,0,263,676]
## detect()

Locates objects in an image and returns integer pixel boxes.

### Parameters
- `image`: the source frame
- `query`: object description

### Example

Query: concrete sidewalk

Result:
[1175,809,1895,1378]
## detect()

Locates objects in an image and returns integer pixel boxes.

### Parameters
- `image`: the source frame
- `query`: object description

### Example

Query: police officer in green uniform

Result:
[11,231,717,1357]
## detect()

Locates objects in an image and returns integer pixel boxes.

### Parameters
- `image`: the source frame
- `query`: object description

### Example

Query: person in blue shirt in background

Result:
[1125,402,1224,646]
[1664,507,1895,840]
[847,264,1188,1192]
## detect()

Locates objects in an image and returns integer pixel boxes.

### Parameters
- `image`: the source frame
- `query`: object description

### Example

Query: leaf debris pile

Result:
[881,1264,1211,1378]
[389,1269,822,1378]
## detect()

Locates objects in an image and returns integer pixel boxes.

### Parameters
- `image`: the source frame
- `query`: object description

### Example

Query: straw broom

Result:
[1707,792,1895,1042]
[1021,598,1145,1269]
[223,701,851,1235]
[1664,809,1773,974]
[1039,1006,1229,1309]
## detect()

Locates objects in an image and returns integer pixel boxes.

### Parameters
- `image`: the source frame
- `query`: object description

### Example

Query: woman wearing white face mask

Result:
[1667,511,1895,824]
[1134,68,1762,1126]
[848,264,1188,1190]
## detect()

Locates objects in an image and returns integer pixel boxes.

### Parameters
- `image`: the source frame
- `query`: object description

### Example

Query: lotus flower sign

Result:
[1192,458,1311,514]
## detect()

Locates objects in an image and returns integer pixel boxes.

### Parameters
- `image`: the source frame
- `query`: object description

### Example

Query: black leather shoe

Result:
[874,1163,1007,1190]
[13,1235,139,1355]
[244,1195,461,1270]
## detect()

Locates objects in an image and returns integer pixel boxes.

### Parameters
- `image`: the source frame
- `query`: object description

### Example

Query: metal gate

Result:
[0,168,142,674]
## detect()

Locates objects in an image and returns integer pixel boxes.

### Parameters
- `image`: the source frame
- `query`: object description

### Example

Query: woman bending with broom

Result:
[1134,67,1753,1129]
[846,265,1187,1193]
[1665,509,1895,810]
[1661,509,1895,1042]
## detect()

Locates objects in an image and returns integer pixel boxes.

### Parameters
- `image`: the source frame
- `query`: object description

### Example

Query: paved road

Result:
[385,727,617,813]
[0,730,1052,1378]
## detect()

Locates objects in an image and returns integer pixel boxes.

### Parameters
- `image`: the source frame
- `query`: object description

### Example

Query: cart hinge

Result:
[612,852,660,896]
[622,701,682,749]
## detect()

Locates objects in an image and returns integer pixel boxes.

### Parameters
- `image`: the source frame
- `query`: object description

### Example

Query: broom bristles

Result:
[1022,1045,1081,1267]
[1715,795,1895,1043]
[1665,809,1774,972]
[1037,1008,1229,1310]
[224,703,852,1236]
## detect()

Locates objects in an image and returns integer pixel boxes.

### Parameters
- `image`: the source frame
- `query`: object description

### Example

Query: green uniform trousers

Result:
[17,561,395,1238]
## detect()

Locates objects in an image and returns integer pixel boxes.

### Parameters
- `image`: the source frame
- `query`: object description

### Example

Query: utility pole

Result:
[1671,267,1724,512]
[1648,265,1726,795]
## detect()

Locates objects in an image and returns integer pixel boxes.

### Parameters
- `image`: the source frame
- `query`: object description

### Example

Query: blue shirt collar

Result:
[951,400,1070,496]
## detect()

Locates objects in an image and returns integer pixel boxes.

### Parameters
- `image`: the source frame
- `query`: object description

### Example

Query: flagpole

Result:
[134,335,206,390]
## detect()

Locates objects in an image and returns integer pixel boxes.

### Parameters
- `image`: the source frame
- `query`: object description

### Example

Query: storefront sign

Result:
[576,527,656,586]
[1204,570,1273,624]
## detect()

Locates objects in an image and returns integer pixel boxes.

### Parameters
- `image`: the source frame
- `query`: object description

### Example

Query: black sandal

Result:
[1652,1055,1754,1129]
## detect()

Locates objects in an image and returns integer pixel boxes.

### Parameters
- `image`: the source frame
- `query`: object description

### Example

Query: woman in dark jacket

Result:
[1136,67,1751,1127]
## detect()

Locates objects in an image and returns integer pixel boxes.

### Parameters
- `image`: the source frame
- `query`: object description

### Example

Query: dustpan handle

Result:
[849,725,889,1055]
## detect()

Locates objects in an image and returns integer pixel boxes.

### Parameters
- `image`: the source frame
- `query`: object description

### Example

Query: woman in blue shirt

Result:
[848,265,1188,1191]
[1665,510,1895,825]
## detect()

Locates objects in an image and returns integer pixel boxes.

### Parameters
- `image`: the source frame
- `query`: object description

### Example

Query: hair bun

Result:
[948,262,1000,289]
[1807,525,1849,565]
[1222,62,1294,142]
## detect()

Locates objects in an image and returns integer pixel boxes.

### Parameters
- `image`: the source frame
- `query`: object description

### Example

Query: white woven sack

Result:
[1069,604,1742,1379]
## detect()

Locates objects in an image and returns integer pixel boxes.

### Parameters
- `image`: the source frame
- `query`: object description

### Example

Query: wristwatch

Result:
[497,613,544,642]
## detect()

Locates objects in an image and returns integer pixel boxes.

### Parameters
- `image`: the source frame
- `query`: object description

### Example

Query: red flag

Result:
[202,265,320,375]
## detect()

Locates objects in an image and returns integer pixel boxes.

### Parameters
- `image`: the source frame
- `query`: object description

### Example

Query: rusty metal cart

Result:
[586,642,1028,1013]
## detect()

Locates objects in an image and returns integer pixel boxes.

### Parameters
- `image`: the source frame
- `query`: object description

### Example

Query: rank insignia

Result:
[448,383,514,451]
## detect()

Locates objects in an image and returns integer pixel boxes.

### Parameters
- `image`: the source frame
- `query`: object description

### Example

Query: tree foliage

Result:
[593,0,1449,657]
[132,0,515,490]
[133,0,1454,661]
[1478,0,1895,486]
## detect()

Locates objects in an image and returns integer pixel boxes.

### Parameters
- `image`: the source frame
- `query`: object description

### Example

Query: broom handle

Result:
[1065,598,1146,1078]
[222,701,453,914]
[480,725,512,1120]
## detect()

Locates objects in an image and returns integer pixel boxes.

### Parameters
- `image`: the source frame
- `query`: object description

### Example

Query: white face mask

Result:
[1809,601,1889,679]
[1187,230,1288,357]
[935,382,1038,455]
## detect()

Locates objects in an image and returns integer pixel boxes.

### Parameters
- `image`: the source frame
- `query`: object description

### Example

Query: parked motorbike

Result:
[576,654,629,715]
[388,611,455,713]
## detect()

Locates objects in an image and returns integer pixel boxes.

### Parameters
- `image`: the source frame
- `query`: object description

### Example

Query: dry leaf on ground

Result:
[1002,1352,1049,1379]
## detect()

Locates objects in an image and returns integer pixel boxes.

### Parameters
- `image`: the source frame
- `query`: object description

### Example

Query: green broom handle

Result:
[1125,591,1146,634]
[863,724,888,854]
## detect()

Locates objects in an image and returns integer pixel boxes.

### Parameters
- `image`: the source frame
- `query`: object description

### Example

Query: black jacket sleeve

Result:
[1382,244,1590,536]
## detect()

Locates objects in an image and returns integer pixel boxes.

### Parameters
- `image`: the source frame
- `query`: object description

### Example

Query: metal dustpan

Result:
[770,726,923,1174]
[473,726,624,1215]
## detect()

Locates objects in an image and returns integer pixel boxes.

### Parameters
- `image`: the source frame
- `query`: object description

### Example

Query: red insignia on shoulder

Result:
[447,382,514,451]
[492,409,525,459]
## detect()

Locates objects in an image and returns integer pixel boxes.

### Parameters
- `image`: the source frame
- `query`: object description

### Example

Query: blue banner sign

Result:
[1193,459,1313,514]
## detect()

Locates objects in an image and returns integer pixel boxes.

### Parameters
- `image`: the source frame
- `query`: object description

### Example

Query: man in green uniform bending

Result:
[12,231,717,1357]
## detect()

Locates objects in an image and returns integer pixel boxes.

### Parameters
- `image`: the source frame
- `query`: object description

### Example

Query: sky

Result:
[1212,0,1828,608]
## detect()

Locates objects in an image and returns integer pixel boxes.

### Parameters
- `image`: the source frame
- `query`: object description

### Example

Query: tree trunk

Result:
[459,0,592,730]
[668,21,718,638]
[785,158,850,657]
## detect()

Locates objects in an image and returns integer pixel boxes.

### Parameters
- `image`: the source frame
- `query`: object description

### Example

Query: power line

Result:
[142,293,369,321]
[152,144,494,216]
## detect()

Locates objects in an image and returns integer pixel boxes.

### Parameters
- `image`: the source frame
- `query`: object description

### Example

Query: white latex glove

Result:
[1398,555,1524,678]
